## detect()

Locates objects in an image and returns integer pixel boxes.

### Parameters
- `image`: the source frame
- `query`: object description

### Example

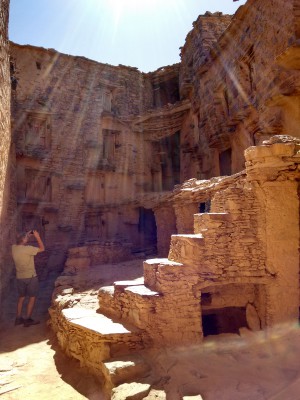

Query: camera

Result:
[30,230,34,234]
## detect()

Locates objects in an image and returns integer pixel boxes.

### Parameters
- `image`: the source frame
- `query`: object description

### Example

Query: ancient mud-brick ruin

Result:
[1,0,300,398]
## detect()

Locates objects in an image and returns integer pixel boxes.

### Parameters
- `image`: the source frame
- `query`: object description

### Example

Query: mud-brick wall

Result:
[0,0,15,318]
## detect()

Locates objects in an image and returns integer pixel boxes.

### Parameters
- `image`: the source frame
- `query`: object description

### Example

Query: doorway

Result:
[202,307,247,336]
[219,148,232,176]
[137,208,157,255]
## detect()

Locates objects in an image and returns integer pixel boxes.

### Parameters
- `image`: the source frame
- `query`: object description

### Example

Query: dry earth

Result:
[0,260,300,400]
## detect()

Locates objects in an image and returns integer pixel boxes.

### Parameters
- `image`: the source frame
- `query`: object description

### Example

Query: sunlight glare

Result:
[110,0,160,13]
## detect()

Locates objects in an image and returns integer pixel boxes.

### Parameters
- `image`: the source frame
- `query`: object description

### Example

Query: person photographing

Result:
[12,230,45,327]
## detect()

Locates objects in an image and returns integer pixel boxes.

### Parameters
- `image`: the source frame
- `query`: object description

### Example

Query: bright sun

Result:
[106,0,162,34]
[110,0,159,12]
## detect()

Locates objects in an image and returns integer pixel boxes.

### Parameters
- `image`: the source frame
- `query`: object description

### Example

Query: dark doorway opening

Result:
[137,208,157,255]
[202,307,247,336]
[219,148,232,176]
[199,200,211,213]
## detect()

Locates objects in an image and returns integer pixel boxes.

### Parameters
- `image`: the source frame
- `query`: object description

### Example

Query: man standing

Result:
[11,230,45,327]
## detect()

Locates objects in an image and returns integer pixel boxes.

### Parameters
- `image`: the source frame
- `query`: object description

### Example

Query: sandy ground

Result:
[1,261,300,400]
[0,272,104,399]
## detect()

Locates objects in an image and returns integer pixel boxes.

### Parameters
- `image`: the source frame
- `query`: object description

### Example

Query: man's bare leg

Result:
[26,296,36,319]
[16,296,25,318]
[15,296,25,325]
[24,297,40,327]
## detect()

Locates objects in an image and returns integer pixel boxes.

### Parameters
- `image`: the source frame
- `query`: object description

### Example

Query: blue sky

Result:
[9,0,247,72]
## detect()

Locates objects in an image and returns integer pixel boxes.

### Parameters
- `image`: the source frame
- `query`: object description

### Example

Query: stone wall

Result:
[64,242,133,274]
[132,138,299,342]
[179,12,232,95]
[179,0,300,181]
[50,138,300,354]
[244,136,300,325]
[0,0,15,318]
[7,0,300,289]
[10,44,170,272]
[153,206,177,257]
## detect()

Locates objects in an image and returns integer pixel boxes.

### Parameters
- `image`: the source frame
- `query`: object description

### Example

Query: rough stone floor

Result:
[1,261,300,400]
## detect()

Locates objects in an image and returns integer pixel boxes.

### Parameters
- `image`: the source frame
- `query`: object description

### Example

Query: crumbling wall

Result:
[0,0,15,318]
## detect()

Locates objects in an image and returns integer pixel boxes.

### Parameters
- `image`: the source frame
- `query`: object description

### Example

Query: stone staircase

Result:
[50,203,255,399]
[49,138,300,399]
[168,212,232,269]
[92,209,241,346]
[98,278,162,331]
[50,205,258,400]
[94,192,266,345]
[49,300,157,399]
[89,211,235,396]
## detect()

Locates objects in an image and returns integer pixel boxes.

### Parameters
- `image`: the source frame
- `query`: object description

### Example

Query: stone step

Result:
[98,285,119,318]
[98,277,151,317]
[50,306,148,365]
[143,258,184,291]
[119,285,162,330]
[111,382,151,400]
[98,282,162,330]
[114,277,145,293]
[168,234,205,267]
[103,353,151,388]
[194,212,232,235]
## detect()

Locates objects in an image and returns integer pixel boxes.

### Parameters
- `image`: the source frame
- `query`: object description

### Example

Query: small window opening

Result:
[199,203,206,213]
[199,200,211,213]
[36,61,41,70]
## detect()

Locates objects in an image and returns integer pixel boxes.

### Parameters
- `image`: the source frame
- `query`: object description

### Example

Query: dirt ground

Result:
[1,261,300,400]
[0,271,105,399]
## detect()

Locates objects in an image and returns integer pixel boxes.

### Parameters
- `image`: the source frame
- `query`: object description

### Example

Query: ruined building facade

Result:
[0,0,300,335]
[50,137,299,377]
[8,18,234,276]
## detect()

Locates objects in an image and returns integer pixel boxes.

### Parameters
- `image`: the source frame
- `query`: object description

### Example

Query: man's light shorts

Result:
[16,276,39,297]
